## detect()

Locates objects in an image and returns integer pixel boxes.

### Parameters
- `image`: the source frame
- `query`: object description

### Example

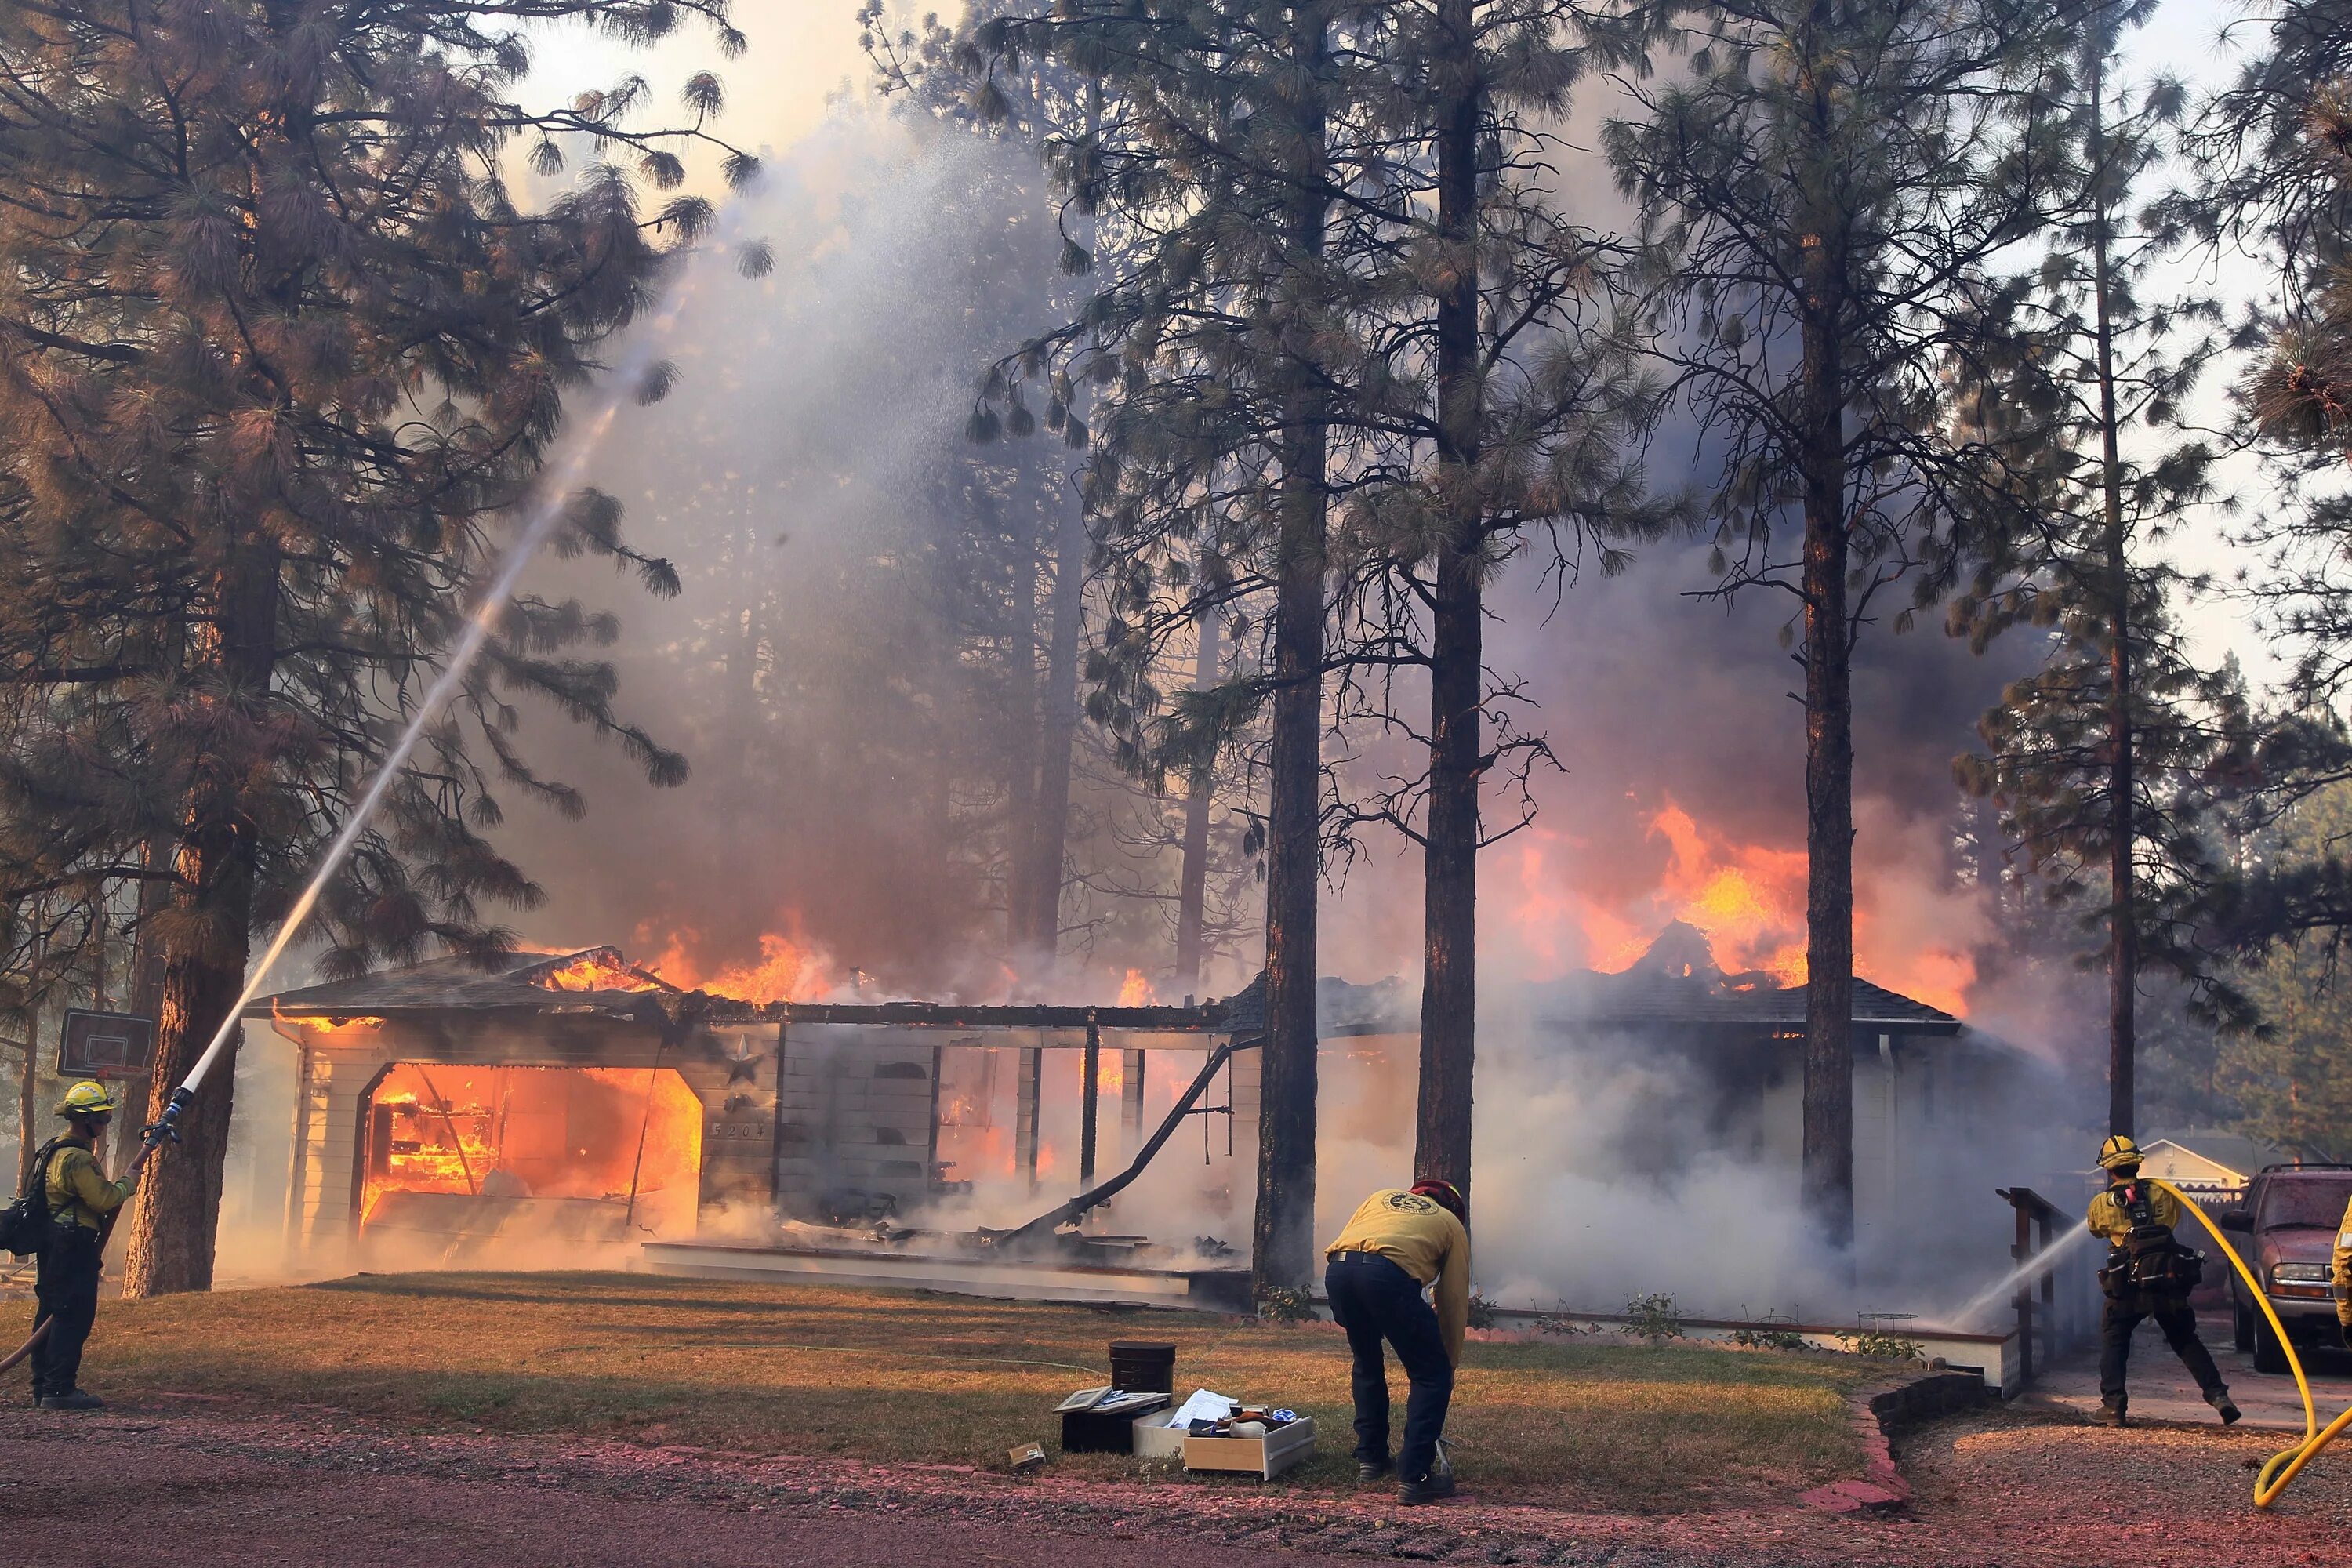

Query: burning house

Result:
[245,947,1258,1306]
[1522,922,2076,1256]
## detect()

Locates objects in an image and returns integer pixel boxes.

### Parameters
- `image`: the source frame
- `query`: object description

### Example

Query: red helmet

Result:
[1410,1178,1467,1225]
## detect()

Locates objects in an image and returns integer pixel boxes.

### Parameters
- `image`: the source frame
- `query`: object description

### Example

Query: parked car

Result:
[2220,1164,2352,1374]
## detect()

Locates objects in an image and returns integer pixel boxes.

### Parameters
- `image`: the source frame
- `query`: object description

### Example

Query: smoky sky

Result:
[465,98,2060,1037]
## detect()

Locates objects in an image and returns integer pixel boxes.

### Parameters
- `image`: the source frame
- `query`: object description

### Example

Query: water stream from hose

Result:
[1937,1220,2096,1330]
[166,275,705,1107]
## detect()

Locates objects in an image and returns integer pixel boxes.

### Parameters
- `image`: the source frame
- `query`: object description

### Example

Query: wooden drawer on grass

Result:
[1181,1416,1316,1480]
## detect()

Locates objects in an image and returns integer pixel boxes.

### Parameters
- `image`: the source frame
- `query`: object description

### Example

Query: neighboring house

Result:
[2136,1130,2288,1200]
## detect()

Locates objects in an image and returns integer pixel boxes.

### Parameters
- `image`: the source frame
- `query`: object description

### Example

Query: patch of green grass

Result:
[27,1271,1872,1510]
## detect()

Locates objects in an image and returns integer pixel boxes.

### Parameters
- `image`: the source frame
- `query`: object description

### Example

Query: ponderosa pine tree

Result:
[1338,1,1664,1200]
[1593,0,2078,1247]
[2159,2,2352,964]
[947,0,1396,1294]
[1948,2,2239,1138]
[0,0,757,1294]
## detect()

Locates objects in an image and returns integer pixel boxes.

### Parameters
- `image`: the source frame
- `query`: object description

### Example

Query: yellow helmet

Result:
[2097,1133,2143,1171]
[55,1080,121,1117]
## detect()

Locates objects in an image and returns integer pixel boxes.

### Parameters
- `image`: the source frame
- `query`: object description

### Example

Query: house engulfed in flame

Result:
[247,947,1253,1284]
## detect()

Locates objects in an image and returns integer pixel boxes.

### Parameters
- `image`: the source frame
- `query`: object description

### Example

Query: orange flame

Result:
[1506,794,1974,1016]
[1634,803,1807,985]
[292,1013,385,1036]
[1116,968,1156,1007]
[637,920,835,1004]
[360,1063,702,1233]
[533,950,666,994]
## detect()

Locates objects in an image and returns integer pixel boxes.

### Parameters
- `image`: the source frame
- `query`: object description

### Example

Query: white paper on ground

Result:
[1165,1388,1239,1428]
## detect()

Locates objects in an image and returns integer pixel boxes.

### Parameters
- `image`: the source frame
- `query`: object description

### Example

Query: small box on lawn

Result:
[1181,1416,1316,1480]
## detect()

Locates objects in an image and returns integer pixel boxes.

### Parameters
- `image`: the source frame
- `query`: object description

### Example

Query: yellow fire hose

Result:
[2152,1179,2352,1507]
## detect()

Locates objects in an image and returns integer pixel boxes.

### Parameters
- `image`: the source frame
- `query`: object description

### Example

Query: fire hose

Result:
[2152,1179,2352,1508]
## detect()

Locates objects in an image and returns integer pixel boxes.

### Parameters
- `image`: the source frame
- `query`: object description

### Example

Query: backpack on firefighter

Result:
[2097,1177,2206,1298]
[0,1139,67,1258]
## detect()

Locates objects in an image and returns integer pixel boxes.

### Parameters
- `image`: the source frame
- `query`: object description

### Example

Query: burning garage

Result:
[247,946,1260,1307]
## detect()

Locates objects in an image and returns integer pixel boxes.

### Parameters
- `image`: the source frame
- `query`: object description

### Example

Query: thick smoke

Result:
[220,78,2108,1316]
[487,112,1103,997]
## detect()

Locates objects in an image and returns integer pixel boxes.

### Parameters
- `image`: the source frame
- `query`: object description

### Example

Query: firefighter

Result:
[2334,1191,2351,1352]
[1323,1180,1470,1504]
[2086,1134,2238,1428]
[29,1081,142,1410]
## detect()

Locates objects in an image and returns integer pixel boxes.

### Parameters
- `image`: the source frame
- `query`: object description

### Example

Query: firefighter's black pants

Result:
[2099,1288,2224,1410]
[1325,1250,1454,1483]
[30,1225,100,1401]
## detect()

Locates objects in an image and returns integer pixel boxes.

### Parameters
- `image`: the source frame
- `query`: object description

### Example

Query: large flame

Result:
[533,949,667,993]
[361,1062,702,1232]
[637,920,835,1004]
[1506,794,1974,1015]
[1617,803,1806,985]
[1116,968,1156,1007]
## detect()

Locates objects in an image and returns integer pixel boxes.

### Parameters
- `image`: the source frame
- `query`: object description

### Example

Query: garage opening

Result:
[355,1064,703,1260]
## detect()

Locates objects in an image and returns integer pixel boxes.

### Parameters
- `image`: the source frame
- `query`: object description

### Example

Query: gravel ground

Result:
[0,1396,2344,1566]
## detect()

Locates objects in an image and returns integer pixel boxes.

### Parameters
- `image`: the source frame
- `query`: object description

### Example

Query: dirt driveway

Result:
[1,1395,2345,1567]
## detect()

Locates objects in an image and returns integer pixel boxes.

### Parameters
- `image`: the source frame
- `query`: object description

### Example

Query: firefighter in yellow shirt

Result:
[28,1081,143,1410]
[1323,1181,1470,1504]
[2332,1192,2351,1350]
[2085,1134,2236,1428]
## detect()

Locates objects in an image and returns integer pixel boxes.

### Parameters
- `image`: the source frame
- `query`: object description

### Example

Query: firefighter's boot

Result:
[39,1389,105,1411]
[2206,1386,2241,1425]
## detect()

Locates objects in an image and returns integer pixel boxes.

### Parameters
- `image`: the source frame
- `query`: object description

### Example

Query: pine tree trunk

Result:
[1796,91,1854,1248]
[1414,0,1482,1200]
[1023,494,1085,958]
[2086,41,2136,1141]
[122,542,281,1297]
[1252,8,1331,1302]
[1174,597,1220,997]
[13,911,39,1191]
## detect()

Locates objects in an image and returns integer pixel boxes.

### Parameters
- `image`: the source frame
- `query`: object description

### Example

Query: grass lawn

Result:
[31,1272,1884,1510]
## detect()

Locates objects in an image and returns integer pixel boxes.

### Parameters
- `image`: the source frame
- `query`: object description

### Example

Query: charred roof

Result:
[1527,920,1961,1035]
[246,945,1240,1033]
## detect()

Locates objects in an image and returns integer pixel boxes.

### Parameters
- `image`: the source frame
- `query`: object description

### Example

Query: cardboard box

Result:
[1181,1416,1317,1480]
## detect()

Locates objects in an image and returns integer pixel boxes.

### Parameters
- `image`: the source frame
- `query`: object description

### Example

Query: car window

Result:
[2257,1178,2352,1229]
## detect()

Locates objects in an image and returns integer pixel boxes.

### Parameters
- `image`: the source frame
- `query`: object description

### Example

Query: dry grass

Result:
[34,1271,1878,1509]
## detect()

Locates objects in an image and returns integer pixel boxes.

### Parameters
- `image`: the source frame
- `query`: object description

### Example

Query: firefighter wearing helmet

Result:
[2085,1133,2238,1428]
[26,1080,143,1410]
[1323,1179,1471,1504]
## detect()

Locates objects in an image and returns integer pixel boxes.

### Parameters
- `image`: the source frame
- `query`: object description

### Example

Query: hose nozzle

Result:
[142,1085,193,1150]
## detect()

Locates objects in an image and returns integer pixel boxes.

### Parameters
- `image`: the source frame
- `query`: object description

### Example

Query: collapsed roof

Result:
[1526,920,1961,1035]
